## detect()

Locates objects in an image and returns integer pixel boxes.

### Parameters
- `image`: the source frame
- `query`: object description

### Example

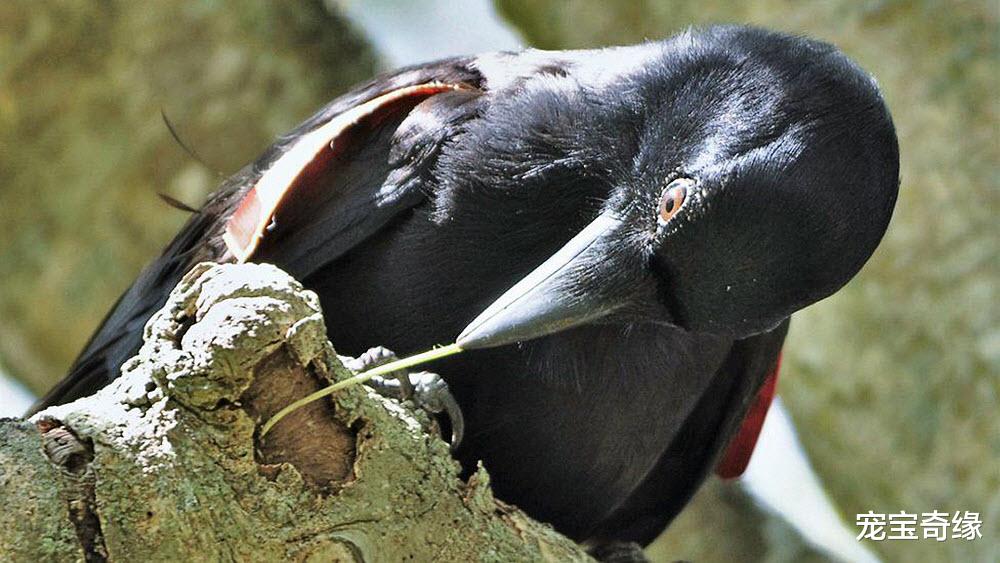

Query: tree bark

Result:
[0,263,590,562]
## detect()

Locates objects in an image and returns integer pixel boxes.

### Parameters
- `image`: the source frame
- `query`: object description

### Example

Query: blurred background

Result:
[0,1,996,561]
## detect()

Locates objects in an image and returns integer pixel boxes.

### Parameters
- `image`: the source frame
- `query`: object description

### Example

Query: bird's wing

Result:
[589,321,788,544]
[30,58,486,414]
[242,81,484,277]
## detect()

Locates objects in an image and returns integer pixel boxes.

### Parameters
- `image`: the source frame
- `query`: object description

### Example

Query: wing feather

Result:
[30,58,486,413]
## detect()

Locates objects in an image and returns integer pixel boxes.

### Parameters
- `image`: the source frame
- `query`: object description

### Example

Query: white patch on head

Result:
[472,44,666,94]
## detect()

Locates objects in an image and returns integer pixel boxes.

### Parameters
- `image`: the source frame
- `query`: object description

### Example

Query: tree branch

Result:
[1,262,591,562]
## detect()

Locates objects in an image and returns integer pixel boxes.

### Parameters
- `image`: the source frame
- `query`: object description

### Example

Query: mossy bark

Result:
[0,263,590,562]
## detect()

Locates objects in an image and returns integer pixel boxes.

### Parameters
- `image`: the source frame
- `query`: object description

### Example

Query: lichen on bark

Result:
[0,262,590,562]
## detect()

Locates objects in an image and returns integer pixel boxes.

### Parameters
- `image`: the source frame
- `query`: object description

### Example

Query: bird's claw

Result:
[408,371,465,449]
[342,346,464,450]
[343,346,414,399]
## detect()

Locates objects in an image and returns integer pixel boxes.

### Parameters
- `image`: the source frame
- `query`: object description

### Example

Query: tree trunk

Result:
[0,263,590,562]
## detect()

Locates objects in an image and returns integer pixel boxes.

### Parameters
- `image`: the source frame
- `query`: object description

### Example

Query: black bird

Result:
[32,26,898,557]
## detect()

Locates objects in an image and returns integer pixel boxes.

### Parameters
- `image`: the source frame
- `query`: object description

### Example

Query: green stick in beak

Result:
[260,342,463,436]
[261,211,627,434]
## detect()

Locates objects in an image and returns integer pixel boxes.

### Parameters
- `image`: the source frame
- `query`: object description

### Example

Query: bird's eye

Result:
[658,178,692,226]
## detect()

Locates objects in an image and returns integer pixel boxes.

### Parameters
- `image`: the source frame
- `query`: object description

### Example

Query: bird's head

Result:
[456,26,899,349]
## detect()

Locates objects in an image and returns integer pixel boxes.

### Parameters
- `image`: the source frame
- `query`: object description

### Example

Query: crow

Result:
[32,25,898,560]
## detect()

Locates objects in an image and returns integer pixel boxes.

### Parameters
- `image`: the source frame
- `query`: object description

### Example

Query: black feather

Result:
[157,192,198,213]
[160,108,220,176]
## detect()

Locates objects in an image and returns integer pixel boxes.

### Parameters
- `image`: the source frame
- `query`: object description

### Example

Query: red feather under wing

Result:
[223,82,469,262]
[715,353,782,480]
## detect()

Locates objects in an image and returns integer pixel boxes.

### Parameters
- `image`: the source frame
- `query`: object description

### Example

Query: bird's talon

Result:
[341,345,414,399]
[344,347,463,448]
[411,371,465,450]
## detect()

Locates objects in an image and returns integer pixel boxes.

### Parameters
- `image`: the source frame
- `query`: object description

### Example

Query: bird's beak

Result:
[457,211,627,349]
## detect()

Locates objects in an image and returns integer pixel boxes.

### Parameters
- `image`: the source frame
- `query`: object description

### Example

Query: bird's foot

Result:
[343,346,415,398]
[342,346,464,449]
[588,542,650,563]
